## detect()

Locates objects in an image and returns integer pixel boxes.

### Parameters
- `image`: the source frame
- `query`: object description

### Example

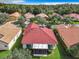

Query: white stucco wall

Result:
[33,54,47,56]
[53,44,57,49]
[33,44,48,49]
[74,24,79,27]
[0,41,8,50]
[23,44,27,49]
[8,29,22,50]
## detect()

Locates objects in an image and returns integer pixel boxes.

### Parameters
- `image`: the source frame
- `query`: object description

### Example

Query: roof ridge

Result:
[39,28,57,44]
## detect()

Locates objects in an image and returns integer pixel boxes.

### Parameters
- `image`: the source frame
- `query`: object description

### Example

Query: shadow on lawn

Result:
[57,44,74,59]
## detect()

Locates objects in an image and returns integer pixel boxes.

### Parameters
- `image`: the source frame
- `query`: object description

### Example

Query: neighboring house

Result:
[64,13,79,21]
[51,13,63,19]
[24,13,35,21]
[9,12,21,21]
[57,24,79,48]
[0,22,22,50]
[36,13,48,19]
[21,23,57,56]
[24,13,35,25]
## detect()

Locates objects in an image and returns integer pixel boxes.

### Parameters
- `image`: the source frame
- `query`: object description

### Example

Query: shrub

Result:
[4,49,32,59]
[0,13,9,25]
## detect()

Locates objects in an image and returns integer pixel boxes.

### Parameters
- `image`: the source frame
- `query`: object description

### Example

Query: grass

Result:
[12,34,23,49]
[57,44,73,59]
[0,50,11,59]
[40,47,61,59]
[72,21,79,24]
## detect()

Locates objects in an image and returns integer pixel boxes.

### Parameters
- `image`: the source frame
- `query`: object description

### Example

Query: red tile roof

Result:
[36,13,48,18]
[57,24,79,48]
[51,13,63,19]
[22,23,57,45]
[65,13,79,20]
[24,13,35,20]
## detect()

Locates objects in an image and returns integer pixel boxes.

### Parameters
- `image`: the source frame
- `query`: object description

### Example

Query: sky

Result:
[0,0,79,5]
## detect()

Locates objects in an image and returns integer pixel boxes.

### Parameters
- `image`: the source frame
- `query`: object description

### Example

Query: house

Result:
[21,23,57,56]
[57,24,79,48]
[24,13,35,25]
[9,12,21,21]
[51,13,63,19]
[0,22,21,50]
[36,13,48,19]
[64,13,79,21]
[24,13,35,21]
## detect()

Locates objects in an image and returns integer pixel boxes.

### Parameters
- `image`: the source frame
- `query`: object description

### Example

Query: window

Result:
[4,45,7,47]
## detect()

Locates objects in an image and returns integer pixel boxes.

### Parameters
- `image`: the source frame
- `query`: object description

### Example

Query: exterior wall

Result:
[8,29,22,50]
[22,44,56,56]
[74,24,79,27]
[22,44,56,49]
[32,44,48,49]
[33,54,47,56]
[24,21,30,27]
[53,44,57,49]
[0,41,8,50]
[22,44,49,49]
[23,44,27,49]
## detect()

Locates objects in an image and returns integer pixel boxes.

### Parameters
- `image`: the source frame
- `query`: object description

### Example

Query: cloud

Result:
[35,2,79,5]
[12,0,25,4]
[0,0,25,4]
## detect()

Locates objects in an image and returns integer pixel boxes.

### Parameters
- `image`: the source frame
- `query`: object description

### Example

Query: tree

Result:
[5,49,32,59]
[13,16,26,28]
[48,15,62,25]
[32,7,41,15]
[69,44,79,58]
[63,17,74,25]
[30,17,48,26]
[0,13,9,25]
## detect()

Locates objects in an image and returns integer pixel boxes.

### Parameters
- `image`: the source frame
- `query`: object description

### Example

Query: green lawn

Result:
[72,21,79,24]
[12,34,23,49]
[0,50,11,59]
